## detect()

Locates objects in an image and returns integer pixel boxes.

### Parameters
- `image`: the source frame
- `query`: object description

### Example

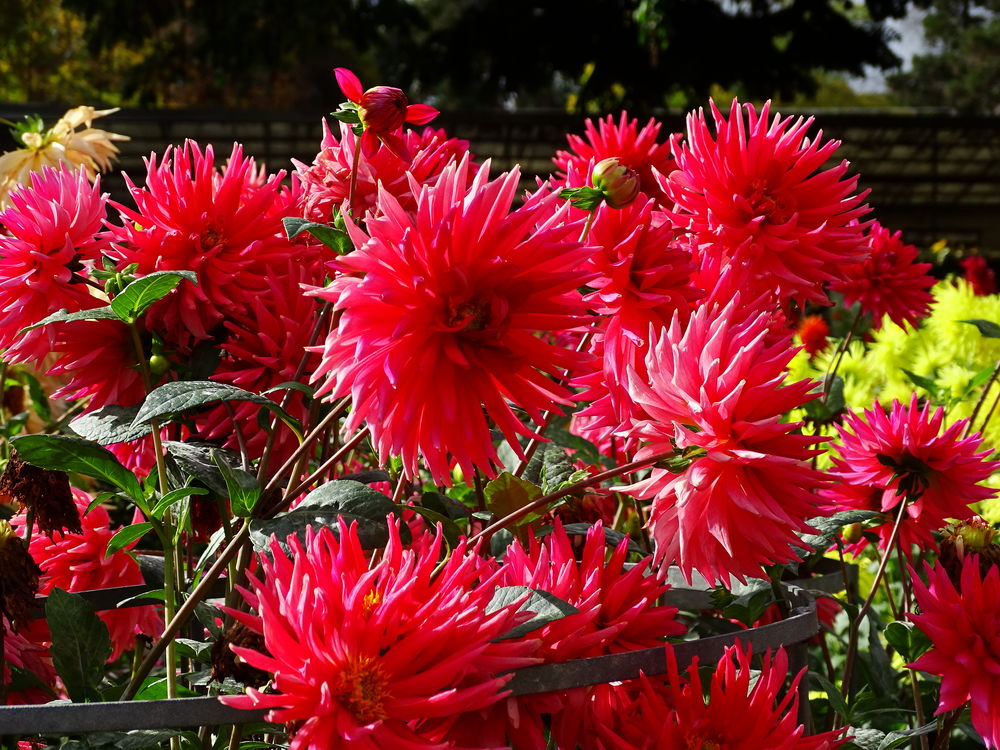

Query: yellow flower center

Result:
[334,655,390,725]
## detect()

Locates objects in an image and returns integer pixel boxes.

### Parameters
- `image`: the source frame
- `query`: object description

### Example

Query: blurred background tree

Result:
[0,0,913,110]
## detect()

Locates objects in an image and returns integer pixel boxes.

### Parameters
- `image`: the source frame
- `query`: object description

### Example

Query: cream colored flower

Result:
[0,106,128,209]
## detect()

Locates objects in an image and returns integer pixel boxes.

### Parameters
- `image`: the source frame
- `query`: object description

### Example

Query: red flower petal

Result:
[377,131,411,163]
[333,67,364,102]
[405,103,439,125]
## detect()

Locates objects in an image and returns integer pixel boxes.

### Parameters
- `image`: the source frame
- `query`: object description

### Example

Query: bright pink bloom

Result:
[197,267,320,465]
[310,159,593,482]
[553,112,676,208]
[221,521,538,750]
[961,255,998,296]
[108,141,303,344]
[824,396,998,555]
[334,67,439,161]
[14,489,161,661]
[0,165,108,364]
[910,556,1000,749]
[294,120,470,225]
[2,615,57,705]
[829,221,935,329]
[667,99,869,308]
[622,299,828,584]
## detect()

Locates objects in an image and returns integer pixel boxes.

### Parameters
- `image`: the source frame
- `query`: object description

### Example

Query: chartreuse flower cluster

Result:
[0,68,999,750]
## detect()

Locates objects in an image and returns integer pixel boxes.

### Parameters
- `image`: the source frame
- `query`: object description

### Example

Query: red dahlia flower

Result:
[310,158,593,482]
[961,255,997,296]
[221,521,538,750]
[334,67,439,162]
[910,556,1000,749]
[622,298,828,584]
[824,396,998,555]
[829,221,935,329]
[667,99,869,308]
[796,314,831,358]
[2,614,56,705]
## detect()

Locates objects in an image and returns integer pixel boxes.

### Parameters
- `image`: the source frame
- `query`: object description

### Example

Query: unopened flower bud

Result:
[842,522,863,544]
[591,157,640,209]
[358,86,409,135]
[148,354,170,376]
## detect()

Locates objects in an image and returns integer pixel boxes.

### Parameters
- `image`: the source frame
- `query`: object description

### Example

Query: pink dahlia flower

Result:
[824,396,998,555]
[197,266,321,465]
[14,489,161,661]
[108,141,303,344]
[667,99,869,308]
[0,165,108,363]
[552,112,676,209]
[221,521,539,750]
[294,119,470,225]
[310,158,593,482]
[829,221,935,329]
[622,299,828,584]
[2,614,57,705]
[910,556,1000,749]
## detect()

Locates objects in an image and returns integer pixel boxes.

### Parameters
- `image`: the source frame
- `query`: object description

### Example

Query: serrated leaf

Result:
[488,586,579,640]
[109,270,197,322]
[11,434,143,503]
[484,472,542,523]
[106,522,153,556]
[164,441,237,495]
[46,588,112,702]
[962,318,1000,338]
[132,381,273,426]
[282,217,353,254]
[212,450,261,517]
[249,510,393,553]
[70,404,151,445]
[297,480,399,521]
[20,305,119,333]
[877,723,937,749]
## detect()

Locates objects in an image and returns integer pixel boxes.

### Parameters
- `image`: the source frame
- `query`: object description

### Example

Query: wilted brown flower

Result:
[0,453,81,537]
[0,520,40,627]
[211,620,270,688]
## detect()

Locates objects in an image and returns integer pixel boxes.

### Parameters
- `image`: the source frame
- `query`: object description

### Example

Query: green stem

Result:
[965,358,1000,438]
[823,306,863,402]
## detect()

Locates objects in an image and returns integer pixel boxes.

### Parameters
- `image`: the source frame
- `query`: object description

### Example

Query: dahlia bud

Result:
[0,453,80,537]
[358,86,409,135]
[0,520,41,627]
[939,518,1000,584]
[842,522,863,545]
[591,157,640,209]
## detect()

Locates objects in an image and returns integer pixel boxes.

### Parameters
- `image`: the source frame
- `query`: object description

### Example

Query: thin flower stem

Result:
[931,709,962,750]
[965,358,1000,438]
[469,450,675,546]
[976,385,1000,437]
[823,306,863,402]
[278,429,369,509]
[837,498,911,714]
[122,520,251,700]
[578,210,597,242]
[908,667,930,750]
[262,396,351,494]
[348,135,363,217]
[223,402,251,471]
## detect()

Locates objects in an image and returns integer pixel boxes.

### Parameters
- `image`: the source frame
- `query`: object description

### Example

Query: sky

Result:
[851,7,929,92]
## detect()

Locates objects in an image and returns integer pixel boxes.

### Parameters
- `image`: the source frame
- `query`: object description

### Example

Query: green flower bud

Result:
[591,157,640,209]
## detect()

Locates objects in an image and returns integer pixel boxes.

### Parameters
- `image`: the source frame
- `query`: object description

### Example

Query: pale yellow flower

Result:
[0,106,128,208]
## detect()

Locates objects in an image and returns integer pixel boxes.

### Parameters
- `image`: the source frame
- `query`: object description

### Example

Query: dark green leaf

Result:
[405,504,463,548]
[488,586,579,640]
[962,318,1000,338]
[11,434,143,503]
[70,404,151,445]
[484,472,542,523]
[421,491,472,520]
[106,522,153,556]
[902,369,939,397]
[0,411,29,438]
[489,528,515,560]
[282,217,353,254]
[20,370,50,422]
[297,480,398,522]
[109,270,197,322]
[164,441,236,496]
[799,510,881,553]
[213,450,261,517]
[46,588,112,702]
[250,510,393,553]
[883,620,915,661]
[539,522,643,554]
[132,381,273,426]
[809,670,850,720]
[262,380,316,399]
[844,728,888,750]
[545,425,608,467]
[537,443,575,494]
[20,305,118,333]
[150,486,209,517]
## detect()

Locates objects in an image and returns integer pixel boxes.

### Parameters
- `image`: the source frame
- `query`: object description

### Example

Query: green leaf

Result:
[484,472,542,524]
[297,480,398,521]
[106,522,153,556]
[20,370,50,422]
[799,510,881,553]
[537,443,575,494]
[249,510,393,553]
[19,305,119,333]
[70,404,151,445]
[132,381,274,427]
[213,450,261,517]
[282,217,353,254]
[11,434,143,504]
[164,440,237,496]
[968,363,997,390]
[559,186,604,211]
[877,723,937,749]
[808,670,850,721]
[109,270,198,322]
[883,620,916,661]
[405,504,462,548]
[0,411,29,438]
[46,588,112,702]
[901,369,939,398]
[150,486,209,518]
[488,586,579,640]
[844,728,888,750]
[962,318,1000,338]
